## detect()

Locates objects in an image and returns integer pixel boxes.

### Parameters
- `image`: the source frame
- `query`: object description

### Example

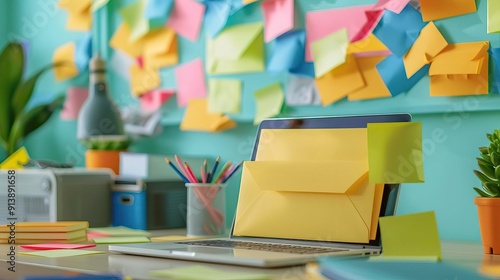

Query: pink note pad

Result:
[20,243,96,250]
[167,0,205,42]
[174,58,207,107]
[262,0,294,42]
[60,87,89,120]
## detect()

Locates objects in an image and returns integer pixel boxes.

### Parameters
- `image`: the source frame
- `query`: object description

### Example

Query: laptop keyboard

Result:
[176,240,348,255]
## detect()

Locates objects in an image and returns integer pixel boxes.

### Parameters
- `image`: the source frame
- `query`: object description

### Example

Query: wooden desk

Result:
[1,241,500,280]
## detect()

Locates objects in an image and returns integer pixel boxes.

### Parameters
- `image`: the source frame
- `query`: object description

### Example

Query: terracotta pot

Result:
[475,197,500,254]
[85,150,123,175]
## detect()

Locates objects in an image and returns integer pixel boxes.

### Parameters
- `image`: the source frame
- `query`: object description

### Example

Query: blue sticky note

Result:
[373,5,426,57]
[74,33,92,71]
[376,54,428,96]
[268,30,315,77]
[204,0,231,38]
[145,0,173,28]
[489,48,500,94]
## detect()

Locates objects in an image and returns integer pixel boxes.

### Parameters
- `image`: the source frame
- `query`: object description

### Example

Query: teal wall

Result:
[3,0,500,242]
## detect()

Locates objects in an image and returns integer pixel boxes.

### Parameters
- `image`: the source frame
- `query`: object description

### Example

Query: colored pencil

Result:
[165,158,190,183]
[213,161,232,184]
[184,162,199,183]
[201,166,207,183]
[207,156,220,183]
[175,155,194,183]
[221,161,242,183]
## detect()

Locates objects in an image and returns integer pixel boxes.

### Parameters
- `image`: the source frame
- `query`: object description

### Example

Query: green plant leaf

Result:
[478,159,496,179]
[491,152,500,166]
[0,42,24,145]
[480,146,489,155]
[474,187,493,197]
[11,64,54,117]
[474,170,498,184]
[482,182,500,196]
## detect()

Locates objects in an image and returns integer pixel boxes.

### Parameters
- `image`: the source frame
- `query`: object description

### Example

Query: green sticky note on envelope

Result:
[367,122,424,184]
[488,0,500,33]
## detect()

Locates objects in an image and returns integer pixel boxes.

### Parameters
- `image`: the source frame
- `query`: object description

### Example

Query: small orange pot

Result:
[85,150,123,175]
[475,197,500,254]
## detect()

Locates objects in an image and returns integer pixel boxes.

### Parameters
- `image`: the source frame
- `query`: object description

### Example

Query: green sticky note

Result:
[19,249,104,258]
[488,0,500,33]
[208,79,242,114]
[92,236,151,244]
[88,226,151,237]
[311,28,349,78]
[379,211,442,261]
[367,122,424,184]
[119,0,149,41]
[150,265,273,280]
[253,83,284,125]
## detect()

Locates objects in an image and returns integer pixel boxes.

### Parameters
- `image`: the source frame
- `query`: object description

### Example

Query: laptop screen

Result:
[232,114,411,247]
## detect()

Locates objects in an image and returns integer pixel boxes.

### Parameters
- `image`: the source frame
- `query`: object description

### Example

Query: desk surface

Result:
[1,240,500,280]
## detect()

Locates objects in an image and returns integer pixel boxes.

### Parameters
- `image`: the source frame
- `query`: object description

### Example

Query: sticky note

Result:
[175,59,207,107]
[19,249,105,258]
[66,8,92,31]
[311,28,349,78]
[262,0,294,42]
[167,0,205,42]
[61,87,89,120]
[92,236,151,244]
[376,54,428,96]
[367,122,424,184]
[74,33,92,71]
[347,34,390,57]
[120,0,149,41]
[59,0,91,12]
[129,65,161,96]
[91,0,109,12]
[204,0,231,38]
[180,98,236,133]
[488,0,500,33]
[253,83,284,125]
[208,79,242,114]
[53,43,79,81]
[140,89,174,111]
[373,5,426,57]
[420,0,476,21]
[87,226,151,237]
[150,265,273,280]
[348,56,391,101]
[0,147,30,169]
[378,211,441,261]
[20,243,96,250]
[490,48,500,94]
[285,75,321,105]
[109,23,144,58]
[145,0,173,28]
[142,27,178,69]
[403,21,447,78]
[267,30,314,77]
[315,54,365,106]
[372,0,410,14]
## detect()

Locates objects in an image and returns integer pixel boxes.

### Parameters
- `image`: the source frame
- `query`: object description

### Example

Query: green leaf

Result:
[478,159,496,179]
[474,170,498,184]
[0,42,24,145]
[480,146,489,155]
[474,187,493,197]
[482,182,500,196]
[487,133,494,142]
[491,152,500,166]
[11,64,53,117]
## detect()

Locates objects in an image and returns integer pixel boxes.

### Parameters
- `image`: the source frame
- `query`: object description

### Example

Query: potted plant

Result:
[81,135,131,175]
[0,42,64,160]
[473,130,500,254]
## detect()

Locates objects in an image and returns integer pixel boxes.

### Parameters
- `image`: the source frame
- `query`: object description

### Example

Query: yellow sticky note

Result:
[367,122,424,184]
[59,0,91,13]
[420,0,476,21]
[66,8,92,31]
[429,41,489,96]
[53,43,79,81]
[208,79,242,114]
[87,226,151,237]
[119,0,149,41]
[347,34,388,56]
[143,27,178,69]
[130,65,161,96]
[311,28,349,78]
[315,54,365,106]
[206,22,264,74]
[0,147,30,169]
[379,211,442,261]
[180,98,236,133]
[19,249,104,258]
[92,236,151,244]
[253,84,284,125]
[151,265,273,280]
[109,23,145,58]
[488,0,500,33]
[348,56,391,101]
[403,22,447,78]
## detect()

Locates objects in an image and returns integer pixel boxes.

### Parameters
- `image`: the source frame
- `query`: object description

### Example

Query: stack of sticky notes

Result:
[0,221,89,244]
[87,226,151,244]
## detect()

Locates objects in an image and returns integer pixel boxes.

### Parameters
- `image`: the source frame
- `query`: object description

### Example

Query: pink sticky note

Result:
[61,87,89,120]
[167,0,205,42]
[20,244,96,250]
[174,59,207,107]
[140,89,175,111]
[305,5,383,61]
[262,0,294,42]
[373,0,411,14]
[87,231,109,239]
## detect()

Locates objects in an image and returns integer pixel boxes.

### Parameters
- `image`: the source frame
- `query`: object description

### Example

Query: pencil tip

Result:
[165,157,170,163]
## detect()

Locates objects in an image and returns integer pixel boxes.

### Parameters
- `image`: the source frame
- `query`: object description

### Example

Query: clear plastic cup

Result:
[185,183,226,237]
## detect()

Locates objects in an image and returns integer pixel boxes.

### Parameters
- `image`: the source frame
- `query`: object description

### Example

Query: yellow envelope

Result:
[129,65,161,96]
[234,161,380,243]
[429,41,489,96]
[206,22,264,74]
[420,0,476,21]
[143,27,178,69]
[348,55,391,101]
[180,98,236,133]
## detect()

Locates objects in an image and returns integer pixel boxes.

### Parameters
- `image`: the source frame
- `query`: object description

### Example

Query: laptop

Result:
[109,113,412,267]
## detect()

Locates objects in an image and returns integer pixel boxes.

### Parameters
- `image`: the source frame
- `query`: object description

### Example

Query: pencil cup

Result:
[185,183,226,237]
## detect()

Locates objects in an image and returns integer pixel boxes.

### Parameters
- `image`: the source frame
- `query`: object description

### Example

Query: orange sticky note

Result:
[143,27,178,69]
[109,23,145,58]
[348,56,391,101]
[420,0,476,21]
[403,22,448,78]
[59,0,91,13]
[347,34,390,57]
[180,98,236,132]
[130,65,161,96]
[66,8,92,31]
[315,54,365,106]
[53,42,79,81]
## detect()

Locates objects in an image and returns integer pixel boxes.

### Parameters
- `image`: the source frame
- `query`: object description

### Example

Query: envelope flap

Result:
[245,160,368,194]
[213,22,263,60]
[429,41,489,76]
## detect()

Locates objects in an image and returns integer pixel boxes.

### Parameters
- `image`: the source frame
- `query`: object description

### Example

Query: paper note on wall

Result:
[167,0,205,42]
[175,59,207,107]
[420,0,476,21]
[208,79,242,114]
[180,98,236,132]
[311,28,349,78]
[0,147,30,169]
[347,34,390,57]
[267,30,314,77]
[120,0,149,41]
[203,0,231,38]
[74,33,92,71]
[59,0,92,31]
[109,23,144,58]
[488,0,500,33]
[262,0,294,42]
[53,42,79,81]
[142,27,178,69]
[372,0,410,14]
[129,65,161,96]
[61,87,88,120]
[286,75,321,105]
[91,0,109,12]
[376,54,428,96]
[140,89,174,111]
[145,0,173,28]
[378,211,441,261]
[367,122,424,184]
[347,56,391,101]
[253,83,284,125]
